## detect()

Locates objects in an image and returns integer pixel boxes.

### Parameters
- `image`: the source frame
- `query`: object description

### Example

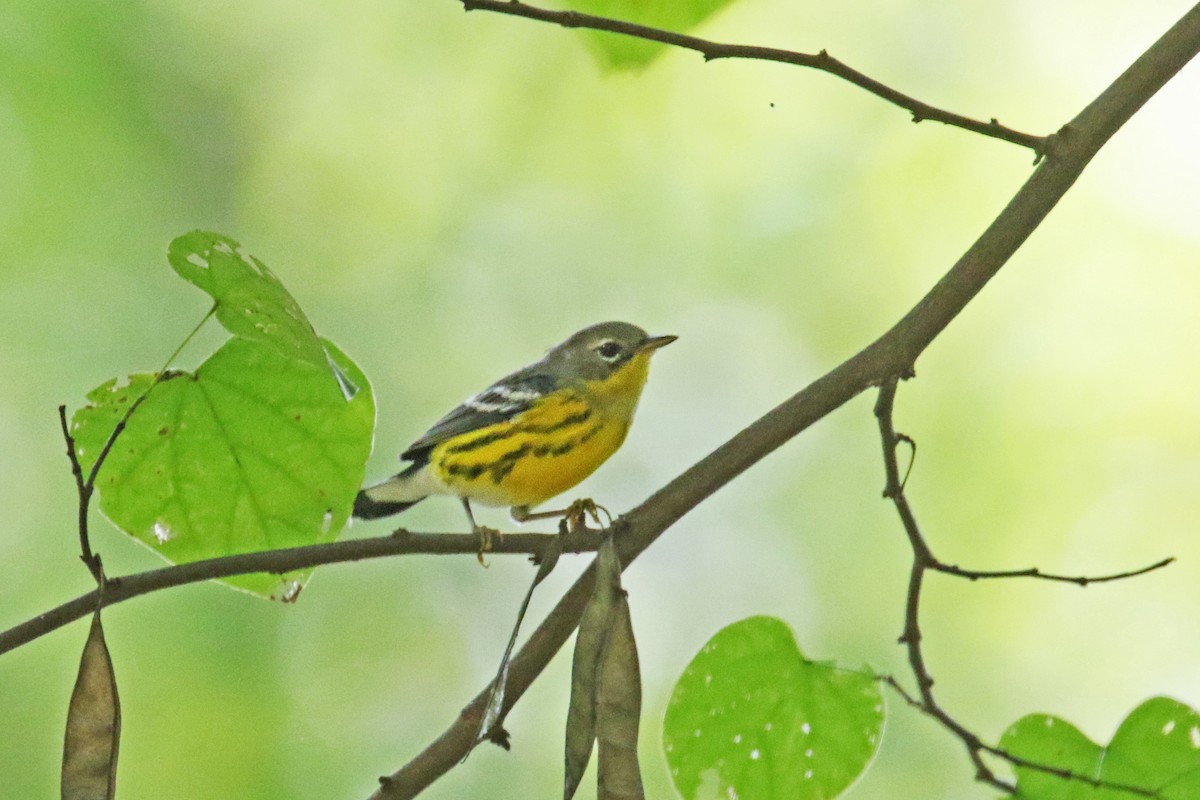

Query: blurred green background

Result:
[2,0,1199,798]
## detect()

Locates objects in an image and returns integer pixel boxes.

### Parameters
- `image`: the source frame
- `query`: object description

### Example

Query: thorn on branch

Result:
[896,432,916,492]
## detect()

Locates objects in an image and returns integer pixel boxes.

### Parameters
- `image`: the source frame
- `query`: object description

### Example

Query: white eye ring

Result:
[595,340,624,361]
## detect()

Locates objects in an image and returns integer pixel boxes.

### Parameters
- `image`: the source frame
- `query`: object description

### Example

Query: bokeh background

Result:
[2,0,1199,797]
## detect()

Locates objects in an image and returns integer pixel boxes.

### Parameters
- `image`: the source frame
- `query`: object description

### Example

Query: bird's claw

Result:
[558,498,609,534]
[475,525,501,567]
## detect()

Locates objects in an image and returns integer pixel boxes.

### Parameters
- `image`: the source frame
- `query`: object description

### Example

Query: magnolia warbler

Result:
[353,321,675,535]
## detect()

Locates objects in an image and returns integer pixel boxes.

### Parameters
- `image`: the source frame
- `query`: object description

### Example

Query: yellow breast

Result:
[429,353,653,508]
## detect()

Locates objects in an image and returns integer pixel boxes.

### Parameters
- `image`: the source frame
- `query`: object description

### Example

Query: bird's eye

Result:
[596,340,623,360]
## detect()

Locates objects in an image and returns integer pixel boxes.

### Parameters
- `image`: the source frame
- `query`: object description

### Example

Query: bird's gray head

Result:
[543,321,676,382]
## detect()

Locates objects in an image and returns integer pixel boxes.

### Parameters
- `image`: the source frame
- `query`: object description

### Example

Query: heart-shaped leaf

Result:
[71,337,374,598]
[1001,697,1200,799]
[663,616,883,800]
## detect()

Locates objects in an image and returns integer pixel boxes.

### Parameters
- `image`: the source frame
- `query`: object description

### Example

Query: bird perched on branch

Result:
[354,321,676,546]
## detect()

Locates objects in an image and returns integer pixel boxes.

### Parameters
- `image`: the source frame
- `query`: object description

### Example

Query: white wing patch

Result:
[463,383,544,413]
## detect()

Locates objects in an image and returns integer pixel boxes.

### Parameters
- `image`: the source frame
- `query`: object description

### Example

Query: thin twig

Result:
[476,534,564,747]
[979,742,1161,798]
[876,380,1010,788]
[876,673,922,710]
[876,675,1160,798]
[78,386,152,491]
[0,528,605,657]
[875,379,1164,799]
[932,556,1174,585]
[459,0,1048,156]
[58,405,102,582]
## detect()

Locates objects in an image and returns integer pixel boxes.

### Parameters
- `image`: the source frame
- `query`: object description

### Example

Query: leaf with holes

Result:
[168,231,331,371]
[1001,697,1200,799]
[71,337,374,599]
[553,0,735,70]
[663,616,883,800]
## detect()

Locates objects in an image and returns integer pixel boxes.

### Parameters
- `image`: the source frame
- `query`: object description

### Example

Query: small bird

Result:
[353,321,676,538]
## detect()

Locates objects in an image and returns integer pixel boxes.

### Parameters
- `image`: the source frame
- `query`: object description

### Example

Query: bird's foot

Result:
[475,525,501,567]
[557,498,610,534]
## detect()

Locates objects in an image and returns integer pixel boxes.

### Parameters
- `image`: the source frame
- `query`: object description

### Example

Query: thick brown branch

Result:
[460,0,1047,154]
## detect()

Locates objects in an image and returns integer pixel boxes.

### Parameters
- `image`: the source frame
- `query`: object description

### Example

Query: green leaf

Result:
[167,231,330,372]
[1001,697,1200,799]
[554,0,735,71]
[1000,715,1104,800]
[71,337,374,598]
[663,616,883,800]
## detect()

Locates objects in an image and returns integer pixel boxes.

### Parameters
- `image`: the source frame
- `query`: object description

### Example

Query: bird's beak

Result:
[639,334,678,352]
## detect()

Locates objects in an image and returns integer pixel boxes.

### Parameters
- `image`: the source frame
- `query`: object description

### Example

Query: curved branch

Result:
[369,6,1200,797]
[460,0,1047,154]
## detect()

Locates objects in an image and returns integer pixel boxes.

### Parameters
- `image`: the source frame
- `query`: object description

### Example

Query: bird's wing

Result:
[399,370,558,462]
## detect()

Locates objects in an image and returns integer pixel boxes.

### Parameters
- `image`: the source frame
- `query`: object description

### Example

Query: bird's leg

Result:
[461,498,500,567]
[511,498,609,533]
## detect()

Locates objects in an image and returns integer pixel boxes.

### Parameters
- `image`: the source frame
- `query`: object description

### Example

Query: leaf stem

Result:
[62,305,220,584]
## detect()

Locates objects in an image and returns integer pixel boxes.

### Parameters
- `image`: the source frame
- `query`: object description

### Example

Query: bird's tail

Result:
[353,463,430,520]
[352,492,423,520]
